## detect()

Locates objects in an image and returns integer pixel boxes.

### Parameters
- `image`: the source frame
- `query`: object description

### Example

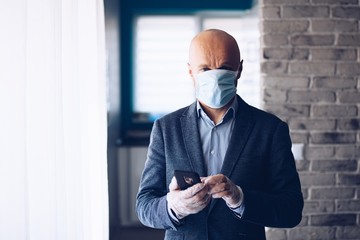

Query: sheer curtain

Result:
[0,0,109,239]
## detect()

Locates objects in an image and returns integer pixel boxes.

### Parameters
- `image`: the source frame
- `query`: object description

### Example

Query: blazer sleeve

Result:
[135,120,178,230]
[240,121,304,228]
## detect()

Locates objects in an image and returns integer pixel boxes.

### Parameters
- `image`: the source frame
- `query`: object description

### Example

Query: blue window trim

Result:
[118,0,253,146]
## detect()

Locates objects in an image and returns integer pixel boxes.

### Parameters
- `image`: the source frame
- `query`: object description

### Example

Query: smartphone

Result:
[174,170,201,190]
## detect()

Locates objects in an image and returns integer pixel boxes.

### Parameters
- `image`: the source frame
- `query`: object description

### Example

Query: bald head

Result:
[188,29,241,75]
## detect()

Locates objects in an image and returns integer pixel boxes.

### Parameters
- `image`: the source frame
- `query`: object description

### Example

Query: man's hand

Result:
[204,174,243,209]
[167,176,211,219]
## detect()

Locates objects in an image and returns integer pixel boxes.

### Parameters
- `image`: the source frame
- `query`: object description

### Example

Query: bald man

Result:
[136,29,303,240]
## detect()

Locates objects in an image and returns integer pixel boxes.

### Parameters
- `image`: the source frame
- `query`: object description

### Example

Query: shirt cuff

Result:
[230,203,245,218]
[167,202,182,224]
[227,186,245,218]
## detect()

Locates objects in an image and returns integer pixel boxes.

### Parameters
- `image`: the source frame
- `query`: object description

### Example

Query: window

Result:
[119,0,257,145]
[133,12,260,120]
[134,16,196,121]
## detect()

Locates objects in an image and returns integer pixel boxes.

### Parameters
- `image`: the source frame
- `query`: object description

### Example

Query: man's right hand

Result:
[167,176,210,219]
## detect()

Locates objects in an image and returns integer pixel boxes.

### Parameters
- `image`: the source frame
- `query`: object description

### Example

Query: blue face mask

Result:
[195,69,238,109]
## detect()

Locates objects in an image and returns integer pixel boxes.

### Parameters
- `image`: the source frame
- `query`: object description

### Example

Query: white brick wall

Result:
[260,0,360,239]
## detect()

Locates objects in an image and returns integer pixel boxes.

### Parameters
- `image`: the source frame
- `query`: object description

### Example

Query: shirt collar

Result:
[196,96,238,121]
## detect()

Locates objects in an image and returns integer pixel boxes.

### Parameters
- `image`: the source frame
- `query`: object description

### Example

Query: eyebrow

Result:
[197,63,235,70]
[218,64,234,70]
[197,64,209,68]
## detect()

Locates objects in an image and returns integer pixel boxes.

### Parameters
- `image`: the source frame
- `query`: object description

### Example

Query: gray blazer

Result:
[136,96,303,240]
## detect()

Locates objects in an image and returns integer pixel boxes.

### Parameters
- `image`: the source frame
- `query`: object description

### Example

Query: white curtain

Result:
[0,0,109,239]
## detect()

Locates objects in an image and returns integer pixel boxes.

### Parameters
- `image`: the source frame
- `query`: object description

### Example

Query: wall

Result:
[260,0,360,239]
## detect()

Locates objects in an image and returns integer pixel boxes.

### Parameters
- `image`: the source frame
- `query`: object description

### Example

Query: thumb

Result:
[169,176,180,191]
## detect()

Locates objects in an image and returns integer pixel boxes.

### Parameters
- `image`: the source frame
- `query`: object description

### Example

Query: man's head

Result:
[188,29,243,109]
[188,29,242,83]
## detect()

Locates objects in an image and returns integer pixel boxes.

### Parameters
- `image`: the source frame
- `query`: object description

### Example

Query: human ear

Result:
[187,63,193,78]
[187,63,196,87]
[237,60,243,79]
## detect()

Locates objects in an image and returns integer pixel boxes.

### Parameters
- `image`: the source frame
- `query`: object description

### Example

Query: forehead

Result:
[189,31,240,68]
[191,46,231,67]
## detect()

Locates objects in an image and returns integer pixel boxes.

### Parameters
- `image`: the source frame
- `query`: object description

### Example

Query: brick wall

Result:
[260,0,360,239]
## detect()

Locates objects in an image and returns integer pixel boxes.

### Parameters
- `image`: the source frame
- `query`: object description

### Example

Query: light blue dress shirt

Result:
[197,97,245,217]
[196,98,237,176]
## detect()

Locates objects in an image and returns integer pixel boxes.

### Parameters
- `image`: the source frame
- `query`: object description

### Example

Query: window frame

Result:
[118,0,254,146]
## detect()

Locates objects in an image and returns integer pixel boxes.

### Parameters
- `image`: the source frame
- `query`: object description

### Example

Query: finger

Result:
[183,194,211,211]
[178,202,207,215]
[182,187,210,205]
[202,192,212,203]
[204,174,227,185]
[174,190,211,215]
[209,180,235,193]
[208,181,237,200]
[189,189,210,203]
[169,176,180,191]
[208,182,228,194]
[211,190,231,199]
[183,183,206,198]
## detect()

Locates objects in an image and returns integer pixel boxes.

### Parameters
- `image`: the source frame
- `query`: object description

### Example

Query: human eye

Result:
[199,67,211,72]
[218,65,233,71]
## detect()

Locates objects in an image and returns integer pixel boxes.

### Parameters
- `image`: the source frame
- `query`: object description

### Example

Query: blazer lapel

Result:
[221,97,254,177]
[180,103,207,177]
[208,97,254,213]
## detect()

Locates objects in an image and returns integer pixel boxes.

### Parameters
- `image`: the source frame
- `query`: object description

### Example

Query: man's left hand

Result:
[203,174,243,208]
